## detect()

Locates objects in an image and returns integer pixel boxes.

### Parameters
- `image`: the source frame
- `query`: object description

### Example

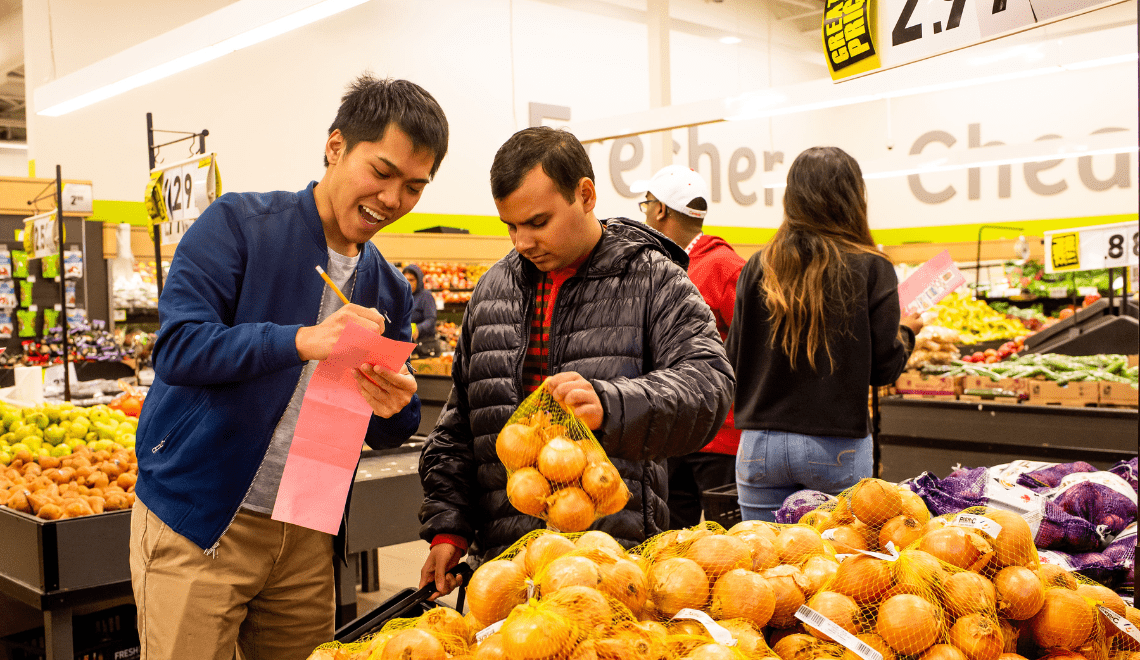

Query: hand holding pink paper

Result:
[898,250,966,316]
[272,322,416,534]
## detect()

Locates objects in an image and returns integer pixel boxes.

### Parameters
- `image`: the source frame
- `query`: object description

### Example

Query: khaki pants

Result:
[129,498,335,660]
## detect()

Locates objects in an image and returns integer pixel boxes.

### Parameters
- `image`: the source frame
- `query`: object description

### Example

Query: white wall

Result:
[19,0,1138,231]
[0,150,27,176]
[21,0,820,220]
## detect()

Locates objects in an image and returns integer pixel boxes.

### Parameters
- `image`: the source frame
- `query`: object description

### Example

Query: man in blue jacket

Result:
[130,75,448,660]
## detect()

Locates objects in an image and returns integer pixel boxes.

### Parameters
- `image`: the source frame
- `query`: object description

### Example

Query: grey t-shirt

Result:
[242,248,360,514]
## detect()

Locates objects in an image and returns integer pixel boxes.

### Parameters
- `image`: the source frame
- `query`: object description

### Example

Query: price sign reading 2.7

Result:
[892,0,967,46]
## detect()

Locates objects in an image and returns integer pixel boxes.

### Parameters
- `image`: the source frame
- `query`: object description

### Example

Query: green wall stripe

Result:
[88,201,1137,248]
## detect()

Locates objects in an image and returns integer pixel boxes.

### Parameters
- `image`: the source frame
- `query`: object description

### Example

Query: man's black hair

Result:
[326,75,449,177]
[489,127,594,203]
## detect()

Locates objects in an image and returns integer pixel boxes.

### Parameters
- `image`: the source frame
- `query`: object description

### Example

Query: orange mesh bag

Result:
[496,385,629,532]
[811,479,933,559]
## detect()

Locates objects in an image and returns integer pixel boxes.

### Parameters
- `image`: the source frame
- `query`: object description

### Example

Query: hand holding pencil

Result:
[293,266,388,362]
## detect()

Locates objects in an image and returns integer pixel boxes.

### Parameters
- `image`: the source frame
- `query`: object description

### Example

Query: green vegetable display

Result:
[921,353,1138,385]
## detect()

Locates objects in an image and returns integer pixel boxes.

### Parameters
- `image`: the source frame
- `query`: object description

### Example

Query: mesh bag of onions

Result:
[455,526,787,659]
[496,385,630,532]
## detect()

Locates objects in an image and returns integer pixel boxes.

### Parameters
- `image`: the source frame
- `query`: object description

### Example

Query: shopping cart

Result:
[333,562,473,644]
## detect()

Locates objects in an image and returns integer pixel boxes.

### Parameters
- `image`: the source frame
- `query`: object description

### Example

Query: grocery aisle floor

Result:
[354,540,462,615]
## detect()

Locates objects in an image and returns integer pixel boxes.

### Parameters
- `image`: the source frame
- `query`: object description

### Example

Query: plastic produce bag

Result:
[40,253,60,279]
[11,250,27,278]
[18,280,33,308]
[776,489,837,525]
[16,309,36,337]
[496,384,629,532]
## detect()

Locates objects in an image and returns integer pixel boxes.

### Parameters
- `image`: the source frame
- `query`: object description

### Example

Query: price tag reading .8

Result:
[1106,231,1140,260]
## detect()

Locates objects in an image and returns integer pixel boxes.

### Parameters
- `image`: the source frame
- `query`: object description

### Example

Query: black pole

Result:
[1108,267,1116,315]
[147,113,165,298]
[55,165,70,402]
[871,386,881,478]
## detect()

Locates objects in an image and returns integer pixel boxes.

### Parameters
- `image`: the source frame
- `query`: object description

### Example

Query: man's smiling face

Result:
[319,125,435,256]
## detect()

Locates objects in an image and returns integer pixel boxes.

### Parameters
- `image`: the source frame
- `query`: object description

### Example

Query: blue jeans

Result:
[735,430,872,523]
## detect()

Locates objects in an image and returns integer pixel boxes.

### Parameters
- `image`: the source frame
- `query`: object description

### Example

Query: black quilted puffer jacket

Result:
[418,218,735,561]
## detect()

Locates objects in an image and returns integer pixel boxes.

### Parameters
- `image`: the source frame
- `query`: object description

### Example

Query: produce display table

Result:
[0,507,133,660]
[1,448,427,655]
[877,397,1138,482]
[335,448,424,627]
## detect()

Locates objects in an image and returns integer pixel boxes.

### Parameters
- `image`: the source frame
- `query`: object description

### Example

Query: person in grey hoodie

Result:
[402,263,438,348]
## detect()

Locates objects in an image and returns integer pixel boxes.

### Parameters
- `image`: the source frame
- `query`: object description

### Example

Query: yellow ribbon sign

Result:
[823,0,881,81]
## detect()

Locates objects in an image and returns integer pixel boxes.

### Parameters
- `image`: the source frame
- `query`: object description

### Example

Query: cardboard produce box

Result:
[1098,381,1139,407]
[895,373,960,400]
[1026,380,1099,407]
[962,375,1029,399]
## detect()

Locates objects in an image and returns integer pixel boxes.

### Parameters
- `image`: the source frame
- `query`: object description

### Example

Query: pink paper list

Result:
[272,322,416,534]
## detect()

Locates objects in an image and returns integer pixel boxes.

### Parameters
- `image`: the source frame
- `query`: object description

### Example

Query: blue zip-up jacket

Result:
[135,182,421,551]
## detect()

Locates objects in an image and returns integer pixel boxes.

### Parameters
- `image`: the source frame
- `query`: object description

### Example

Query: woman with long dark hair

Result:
[726,146,922,522]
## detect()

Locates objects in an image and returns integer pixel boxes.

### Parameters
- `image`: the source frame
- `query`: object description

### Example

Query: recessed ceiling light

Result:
[719,36,742,45]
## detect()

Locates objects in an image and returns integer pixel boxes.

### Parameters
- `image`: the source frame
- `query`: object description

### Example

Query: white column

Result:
[647,0,671,171]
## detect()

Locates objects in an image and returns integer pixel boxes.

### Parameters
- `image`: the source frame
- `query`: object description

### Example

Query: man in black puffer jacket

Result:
[418,127,734,599]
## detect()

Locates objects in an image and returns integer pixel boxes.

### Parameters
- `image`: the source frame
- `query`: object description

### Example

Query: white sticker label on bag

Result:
[671,609,737,646]
[851,541,900,562]
[795,606,883,660]
[1098,606,1140,642]
[1052,471,1138,505]
[1037,550,1075,570]
[950,512,1002,538]
[475,619,505,643]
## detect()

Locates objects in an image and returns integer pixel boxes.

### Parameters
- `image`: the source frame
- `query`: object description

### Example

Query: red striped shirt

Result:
[522,263,581,393]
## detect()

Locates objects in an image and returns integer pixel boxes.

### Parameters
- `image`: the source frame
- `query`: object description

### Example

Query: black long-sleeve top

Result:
[725,250,914,438]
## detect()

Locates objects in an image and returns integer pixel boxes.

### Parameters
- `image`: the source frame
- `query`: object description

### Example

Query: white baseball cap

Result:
[630,165,709,219]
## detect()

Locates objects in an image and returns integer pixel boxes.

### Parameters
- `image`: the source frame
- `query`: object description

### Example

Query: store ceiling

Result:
[0,0,826,144]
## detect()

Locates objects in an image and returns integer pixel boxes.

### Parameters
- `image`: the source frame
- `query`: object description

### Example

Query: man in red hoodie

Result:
[633,165,745,529]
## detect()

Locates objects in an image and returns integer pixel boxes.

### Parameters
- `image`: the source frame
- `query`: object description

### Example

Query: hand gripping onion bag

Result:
[496,385,629,533]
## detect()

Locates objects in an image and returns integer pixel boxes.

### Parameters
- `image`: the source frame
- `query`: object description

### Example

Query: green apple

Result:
[25,412,49,430]
[9,442,29,455]
[12,425,33,442]
[44,426,66,446]
[23,437,42,453]
[0,451,10,466]
[0,432,11,446]
[65,437,86,449]
[89,407,111,424]
[50,443,72,457]
[110,410,128,424]
[118,434,136,449]
[45,407,62,425]
[1,410,20,429]
[94,421,119,441]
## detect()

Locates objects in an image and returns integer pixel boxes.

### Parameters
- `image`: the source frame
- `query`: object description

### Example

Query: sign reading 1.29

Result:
[162,168,195,222]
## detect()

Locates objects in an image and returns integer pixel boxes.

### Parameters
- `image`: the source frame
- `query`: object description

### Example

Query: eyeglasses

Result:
[638,200,660,213]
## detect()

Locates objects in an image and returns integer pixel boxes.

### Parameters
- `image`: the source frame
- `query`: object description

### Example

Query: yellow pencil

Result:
[315,265,351,305]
